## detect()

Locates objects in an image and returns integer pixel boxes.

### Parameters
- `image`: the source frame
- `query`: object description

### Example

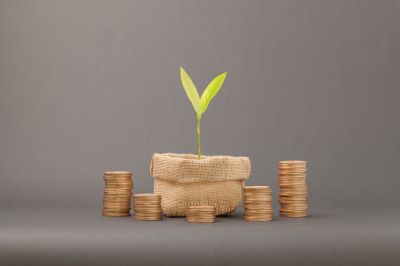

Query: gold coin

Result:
[134,211,162,216]
[104,188,131,193]
[186,218,215,223]
[103,212,130,217]
[102,210,131,215]
[243,197,272,202]
[103,179,132,183]
[279,175,307,180]
[279,184,307,189]
[278,164,308,171]
[104,194,131,198]
[279,194,308,198]
[243,215,272,221]
[185,206,216,223]
[134,216,162,221]
[244,213,273,218]
[245,205,273,210]
[134,213,162,218]
[279,199,307,204]
[186,216,215,220]
[104,202,131,206]
[104,170,132,176]
[103,200,131,205]
[280,208,308,213]
[133,198,161,203]
[279,177,306,181]
[244,211,272,215]
[279,182,306,186]
[104,195,132,199]
[186,217,215,223]
[279,191,308,195]
[105,185,133,189]
[103,212,130,215]
[104,176,132,180]
[280,203,308,208]
[103,208,131,212]
[244,203,271,206]
[280,211,307,217]
[133,209,163,214]
[279,160,306,165]
[279,168,307,172]
[280,188,308,193]
[104,202,131,205]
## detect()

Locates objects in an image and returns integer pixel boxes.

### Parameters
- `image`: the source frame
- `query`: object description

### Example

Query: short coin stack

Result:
[279,160,308,218]
[185,206,216,223]
[103,171,133,217]
[133,193,163,221]
[243,186,273,221]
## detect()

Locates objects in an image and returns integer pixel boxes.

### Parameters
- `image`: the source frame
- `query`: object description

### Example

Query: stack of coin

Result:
[103,171,133,217]
[185,206,216,223]
[133,193,163,221]
[243,186,273,221]
[279,160,308,218]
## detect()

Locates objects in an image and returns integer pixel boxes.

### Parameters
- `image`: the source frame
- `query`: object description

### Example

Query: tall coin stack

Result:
[243,186,273,221]
[185,206,216,223]
[103,171,133,217]
[279,160,308,218]
[133,193,163,221]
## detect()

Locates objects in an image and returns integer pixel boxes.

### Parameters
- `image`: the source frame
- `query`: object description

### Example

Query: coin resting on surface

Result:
[102,171,133,217]
[133,193,163,221]
[185,206,216,223]
[278,161,308,218]
[242,185,273,222]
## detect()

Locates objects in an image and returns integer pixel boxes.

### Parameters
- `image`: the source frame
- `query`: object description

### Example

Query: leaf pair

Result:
[180,67,227,117]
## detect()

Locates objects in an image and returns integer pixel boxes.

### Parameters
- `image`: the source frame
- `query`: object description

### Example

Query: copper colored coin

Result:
[279,160,306,165]
[186,217,215,223]
[134,216,163,220]
[102,212,130,217]
[104,176,132,181]
[104,188,131,193]
[245,205,273,210]
[243,215,272,221]
[280,212,307,218]
[243,197,272,202]
[104,170,132,176]
[280,183,307,189]
[243,185,271,190]
[103,197,131,202]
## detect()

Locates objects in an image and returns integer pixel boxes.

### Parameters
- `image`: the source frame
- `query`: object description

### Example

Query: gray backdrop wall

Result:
[1,0,399,209]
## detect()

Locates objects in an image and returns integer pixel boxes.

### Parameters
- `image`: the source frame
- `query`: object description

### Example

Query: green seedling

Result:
[180,67,227,159]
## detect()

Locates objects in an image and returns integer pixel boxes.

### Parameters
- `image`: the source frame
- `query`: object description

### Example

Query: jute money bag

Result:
[150,153,251,216]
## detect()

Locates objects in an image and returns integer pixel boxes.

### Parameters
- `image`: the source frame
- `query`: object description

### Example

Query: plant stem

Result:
[197,115,201,159]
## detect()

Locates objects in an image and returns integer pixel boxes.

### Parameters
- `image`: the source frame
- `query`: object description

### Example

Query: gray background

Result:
[0,1,400,265]
[1,0,399,209]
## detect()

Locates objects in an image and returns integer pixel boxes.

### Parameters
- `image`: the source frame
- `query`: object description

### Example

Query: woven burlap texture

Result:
[150,153,251,216]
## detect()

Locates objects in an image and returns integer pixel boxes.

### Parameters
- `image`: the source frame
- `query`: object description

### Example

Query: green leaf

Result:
[180,67,201,115]
[200,72,227,114]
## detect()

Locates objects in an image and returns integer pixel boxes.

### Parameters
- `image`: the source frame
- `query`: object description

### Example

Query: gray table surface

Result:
[1,206,399,266]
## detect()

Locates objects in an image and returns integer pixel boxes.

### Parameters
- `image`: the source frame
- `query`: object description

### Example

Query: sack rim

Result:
[153,153,250,162]
[150,153,251,183]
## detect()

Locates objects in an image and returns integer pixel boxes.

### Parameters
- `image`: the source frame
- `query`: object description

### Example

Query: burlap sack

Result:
[150,153,251,216]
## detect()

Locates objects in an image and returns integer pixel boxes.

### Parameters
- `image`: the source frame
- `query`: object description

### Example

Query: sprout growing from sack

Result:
[180,67,227,160]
